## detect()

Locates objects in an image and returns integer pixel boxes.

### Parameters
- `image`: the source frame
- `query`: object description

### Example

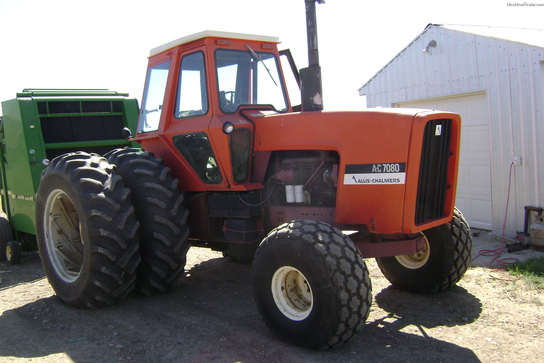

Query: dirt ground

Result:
[0,232,542,363]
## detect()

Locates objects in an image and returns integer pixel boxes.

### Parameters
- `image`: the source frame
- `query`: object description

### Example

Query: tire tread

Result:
[377,207,473,293]
[105,148,191,296]
[253,219,372,349]
[36,152,141,309]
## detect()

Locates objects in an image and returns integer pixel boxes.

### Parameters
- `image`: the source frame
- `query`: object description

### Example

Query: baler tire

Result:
[252,219,372,350]
[105,148,190,296]
[6,241,21,265]
[35,152,141,309]
[0,216,13,261]
[376,207,473,293]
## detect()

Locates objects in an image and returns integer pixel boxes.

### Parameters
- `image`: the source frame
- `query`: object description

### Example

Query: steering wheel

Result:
[223,91,243,112]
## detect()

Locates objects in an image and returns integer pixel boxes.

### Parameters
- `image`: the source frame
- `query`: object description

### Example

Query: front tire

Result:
[252,220,372,350]
[376,207,472,293]
[35,152,141,308]
[105,148,190,296]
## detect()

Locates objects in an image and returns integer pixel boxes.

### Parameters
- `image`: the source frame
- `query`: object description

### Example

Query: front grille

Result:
[415,119,452,225]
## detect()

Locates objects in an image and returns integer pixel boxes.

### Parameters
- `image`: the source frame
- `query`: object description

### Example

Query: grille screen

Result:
[415,119,452,225]
[38,101,127,160]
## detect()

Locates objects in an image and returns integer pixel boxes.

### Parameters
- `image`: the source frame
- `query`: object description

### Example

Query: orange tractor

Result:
[35,0,472,349]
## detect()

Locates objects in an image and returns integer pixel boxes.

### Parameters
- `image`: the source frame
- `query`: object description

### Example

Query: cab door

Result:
[208,47,284,191]
[162,48,228,191]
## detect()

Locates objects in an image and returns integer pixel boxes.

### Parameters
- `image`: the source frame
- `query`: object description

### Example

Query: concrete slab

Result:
[470,229,544,268]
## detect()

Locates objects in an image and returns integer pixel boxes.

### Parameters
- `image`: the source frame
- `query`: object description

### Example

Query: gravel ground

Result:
[0,233,543,363]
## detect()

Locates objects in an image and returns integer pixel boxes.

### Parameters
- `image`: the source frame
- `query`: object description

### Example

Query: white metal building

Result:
[358,24,544,237]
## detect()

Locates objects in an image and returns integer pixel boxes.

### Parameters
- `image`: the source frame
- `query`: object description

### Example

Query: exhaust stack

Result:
[300,0,324,112]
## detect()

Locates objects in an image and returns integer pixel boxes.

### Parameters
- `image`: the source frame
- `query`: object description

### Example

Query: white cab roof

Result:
[149,30,280,56]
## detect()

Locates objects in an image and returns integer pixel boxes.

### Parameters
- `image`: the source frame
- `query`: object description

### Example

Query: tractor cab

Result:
[135,31,294,192]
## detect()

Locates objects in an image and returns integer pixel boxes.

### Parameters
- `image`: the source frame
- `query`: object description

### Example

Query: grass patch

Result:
[507,257,544,289]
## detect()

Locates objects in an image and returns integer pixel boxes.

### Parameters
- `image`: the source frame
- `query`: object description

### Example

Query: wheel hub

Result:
[43,189,84,283]
[271,266,313,321]
[395,234,430,269]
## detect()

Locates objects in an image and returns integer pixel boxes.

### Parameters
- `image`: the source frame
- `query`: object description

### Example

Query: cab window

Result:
[138,60,170,133]
[173,133,221,184]
[216,49,287,113]
[176,52,208,118]
[230,128,251,182]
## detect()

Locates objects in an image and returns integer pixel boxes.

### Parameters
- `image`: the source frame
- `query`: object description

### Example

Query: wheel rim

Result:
[271,266,313,321]
[43,189,84,283]
[6,244,12,260]
[395,234,430,269]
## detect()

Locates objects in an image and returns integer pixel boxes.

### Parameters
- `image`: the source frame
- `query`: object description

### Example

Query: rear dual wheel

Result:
[35,152,141,308]
[105,148,190,296]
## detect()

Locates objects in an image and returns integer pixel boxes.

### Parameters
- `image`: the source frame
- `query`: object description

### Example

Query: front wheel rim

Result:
[271,266,313,321]
[43,189,84,283]
[395,234,430,269]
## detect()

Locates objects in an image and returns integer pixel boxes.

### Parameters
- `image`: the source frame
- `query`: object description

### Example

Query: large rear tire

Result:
[35,152,141,308]
[105,148,190,296]
[376,207,472,293]
[252,220,372,350]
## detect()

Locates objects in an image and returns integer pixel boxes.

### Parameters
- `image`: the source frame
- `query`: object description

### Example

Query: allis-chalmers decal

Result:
[344,163,406,185]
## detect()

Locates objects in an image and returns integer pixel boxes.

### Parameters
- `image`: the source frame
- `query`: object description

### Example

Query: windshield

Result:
[215,49,287,113]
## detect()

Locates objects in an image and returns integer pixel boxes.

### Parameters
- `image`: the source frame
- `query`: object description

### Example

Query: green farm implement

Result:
[0,89,138,264]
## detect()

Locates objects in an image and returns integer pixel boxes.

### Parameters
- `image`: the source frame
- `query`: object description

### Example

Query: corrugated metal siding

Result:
[485,38,544,237]
[360,26,544,237]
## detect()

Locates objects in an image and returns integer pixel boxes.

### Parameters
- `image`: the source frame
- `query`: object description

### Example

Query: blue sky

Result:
[0,0,542,113]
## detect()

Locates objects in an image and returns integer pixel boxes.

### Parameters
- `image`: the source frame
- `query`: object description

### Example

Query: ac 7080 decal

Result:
[344,163,406,185]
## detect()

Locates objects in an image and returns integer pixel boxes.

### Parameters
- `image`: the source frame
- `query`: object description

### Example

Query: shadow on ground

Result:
[0,253,482,362]
[0,251,45,291]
